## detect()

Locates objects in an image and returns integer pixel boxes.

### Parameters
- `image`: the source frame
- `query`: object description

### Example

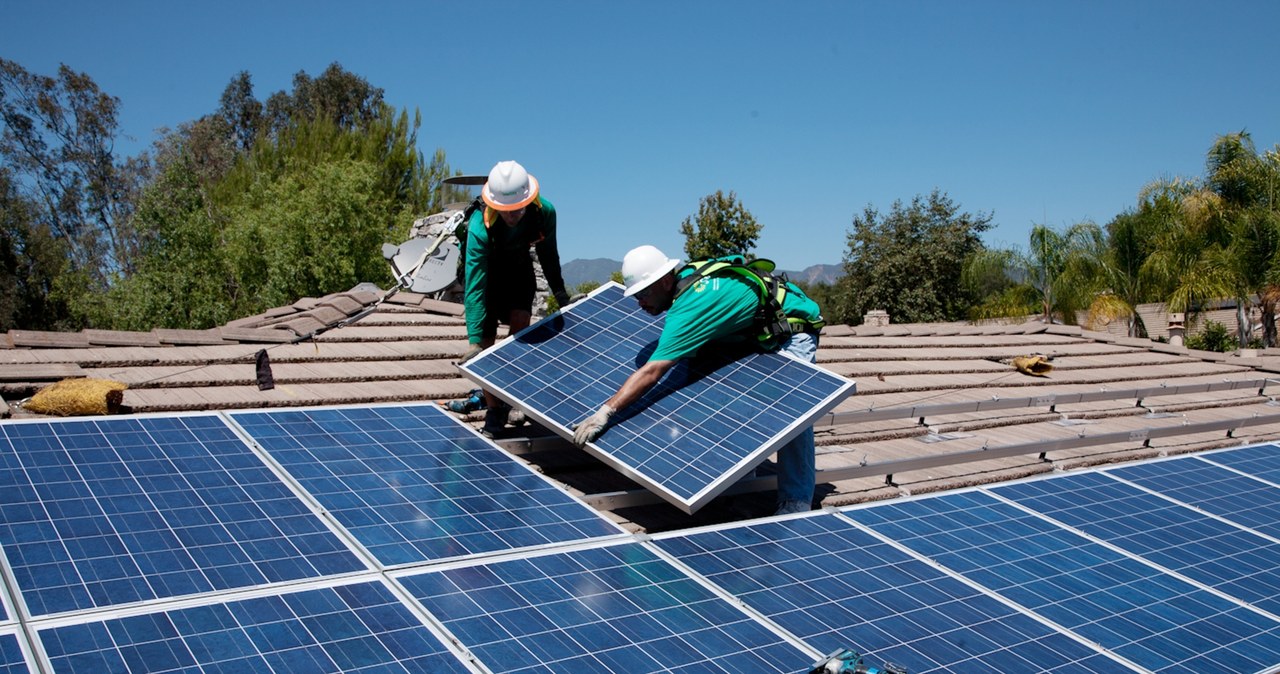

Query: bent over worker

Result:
[572,245,825,515]
[461,160,571,437]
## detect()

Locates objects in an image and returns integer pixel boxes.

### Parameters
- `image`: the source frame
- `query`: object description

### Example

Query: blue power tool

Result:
[808,648,907,674]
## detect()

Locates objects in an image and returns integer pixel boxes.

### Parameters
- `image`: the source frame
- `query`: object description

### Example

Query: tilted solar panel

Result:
[462,283,855,513]
[398,541,809,673]
[653,513,1131,673]
[0,415,365,617]
[847,491,1280,673]
[231,404,624,566]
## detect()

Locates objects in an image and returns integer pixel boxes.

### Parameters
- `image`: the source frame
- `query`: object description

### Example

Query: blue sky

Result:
[8,0,1279,271]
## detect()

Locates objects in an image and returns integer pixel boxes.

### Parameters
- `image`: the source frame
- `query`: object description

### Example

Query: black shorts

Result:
[480,262,536,339]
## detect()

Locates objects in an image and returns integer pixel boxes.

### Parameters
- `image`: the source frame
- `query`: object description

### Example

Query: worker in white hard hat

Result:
[461,160,571,437]
[573,245,826,515]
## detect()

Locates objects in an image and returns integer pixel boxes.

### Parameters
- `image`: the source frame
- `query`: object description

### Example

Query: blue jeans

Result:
[775,332,817,505]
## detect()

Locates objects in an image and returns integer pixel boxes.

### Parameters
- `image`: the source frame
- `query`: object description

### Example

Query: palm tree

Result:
[967,222,1105,325]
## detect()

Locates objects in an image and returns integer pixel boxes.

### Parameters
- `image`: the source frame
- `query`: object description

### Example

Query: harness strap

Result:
[673,257,824,347]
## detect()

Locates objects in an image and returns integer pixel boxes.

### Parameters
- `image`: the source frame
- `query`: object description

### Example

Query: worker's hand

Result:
[459,343,483,365]
[572,404,615,447]
[553,290,572,309]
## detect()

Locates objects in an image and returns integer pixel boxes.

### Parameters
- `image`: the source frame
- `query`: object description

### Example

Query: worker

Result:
[572,245,825,515]
[460,160,571,437]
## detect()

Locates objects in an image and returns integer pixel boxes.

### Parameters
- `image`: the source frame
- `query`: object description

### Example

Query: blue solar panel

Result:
[463,283,855,513]
[995,471,1280,616]
[846,491,1280,673]
[399,542,809,673]
[1107,455,1280,540]
[38,580,471,673]
[231,404,623,566]
[0,634,29,674]
[1201,443,1280,482]
[0,415,365,617]
[654,513,1127,673]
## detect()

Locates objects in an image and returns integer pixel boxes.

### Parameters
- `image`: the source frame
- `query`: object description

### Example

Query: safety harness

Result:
[672,256,825,350]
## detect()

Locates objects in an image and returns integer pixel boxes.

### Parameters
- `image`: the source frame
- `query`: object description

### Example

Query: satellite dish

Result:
[387,236,461,294]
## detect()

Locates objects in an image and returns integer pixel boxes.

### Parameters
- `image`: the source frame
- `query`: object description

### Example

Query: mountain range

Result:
[561,258,842,288]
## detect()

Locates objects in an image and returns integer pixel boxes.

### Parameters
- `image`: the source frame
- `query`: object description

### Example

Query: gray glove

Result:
[553,290,571,309]
[572,404,616,447]
[459,343,483,364]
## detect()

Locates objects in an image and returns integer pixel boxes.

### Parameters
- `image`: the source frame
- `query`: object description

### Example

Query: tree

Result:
[679,190,762,260]
[0,58,141,320]
[0,167,71,330]
[837,190,992,324]
[967,222,1107,326]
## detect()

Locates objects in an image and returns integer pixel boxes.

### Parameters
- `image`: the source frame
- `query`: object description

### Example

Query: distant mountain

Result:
[562,258,842,288]
[562,258,621,288]
[779,263,842,286]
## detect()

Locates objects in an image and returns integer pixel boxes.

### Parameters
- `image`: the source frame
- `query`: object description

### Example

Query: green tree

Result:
[0,58,143,324]
[967,222,1107,326]
[0,167,72,330]
[679,190,762,260]
[837,190,992,324]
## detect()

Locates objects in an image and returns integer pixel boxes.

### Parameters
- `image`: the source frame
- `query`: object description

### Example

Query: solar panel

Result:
[653,513,1130,673]
[462,283,855,513]
[1200,443,1280,481]
[397,541,810,673]
[37,580,472,673]
[846,491,1280,673]
[994,471,1280,616]
[1107,454,1280,539]
[230,404,624,567]
[0,633,30,674]
[0,415,365,617]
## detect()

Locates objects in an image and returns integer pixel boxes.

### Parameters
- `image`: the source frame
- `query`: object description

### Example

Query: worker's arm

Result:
[606,358,675,411]
[573,358,676,447]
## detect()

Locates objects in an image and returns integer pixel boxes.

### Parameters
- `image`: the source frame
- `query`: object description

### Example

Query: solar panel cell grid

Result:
[0,635,27,674]
[399,542,809,673]
[0,416,365,617]
[231,404,622,566]
[654,514,1128,673]
[1108,456,1280,539]
[994,471,1280,615]
[38,581,471,673]
[846,491,1280,673]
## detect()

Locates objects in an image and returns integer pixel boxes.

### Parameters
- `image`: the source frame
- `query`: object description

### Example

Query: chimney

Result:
[1167,312,1185,346]
[864,309,890,327]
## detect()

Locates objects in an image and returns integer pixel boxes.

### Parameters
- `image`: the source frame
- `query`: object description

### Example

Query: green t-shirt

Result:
[648,261,823,362]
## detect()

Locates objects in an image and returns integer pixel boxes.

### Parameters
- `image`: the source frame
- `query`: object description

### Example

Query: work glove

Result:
[553,290,572,309]
[572,404,615,448]
[459,343,483,365]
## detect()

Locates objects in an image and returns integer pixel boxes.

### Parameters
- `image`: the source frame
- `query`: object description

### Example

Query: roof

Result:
[4,286,1280,532]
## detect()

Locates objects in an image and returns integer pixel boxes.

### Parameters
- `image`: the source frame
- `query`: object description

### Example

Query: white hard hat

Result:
[622,245,682,297]
[482,160,539,211]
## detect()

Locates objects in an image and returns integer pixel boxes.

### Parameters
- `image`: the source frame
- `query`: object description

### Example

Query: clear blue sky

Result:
[8,0,1279,271]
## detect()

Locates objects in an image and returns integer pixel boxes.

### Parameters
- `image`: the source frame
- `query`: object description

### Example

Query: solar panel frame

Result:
[462,283,855,513]
[229,403,627,568]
